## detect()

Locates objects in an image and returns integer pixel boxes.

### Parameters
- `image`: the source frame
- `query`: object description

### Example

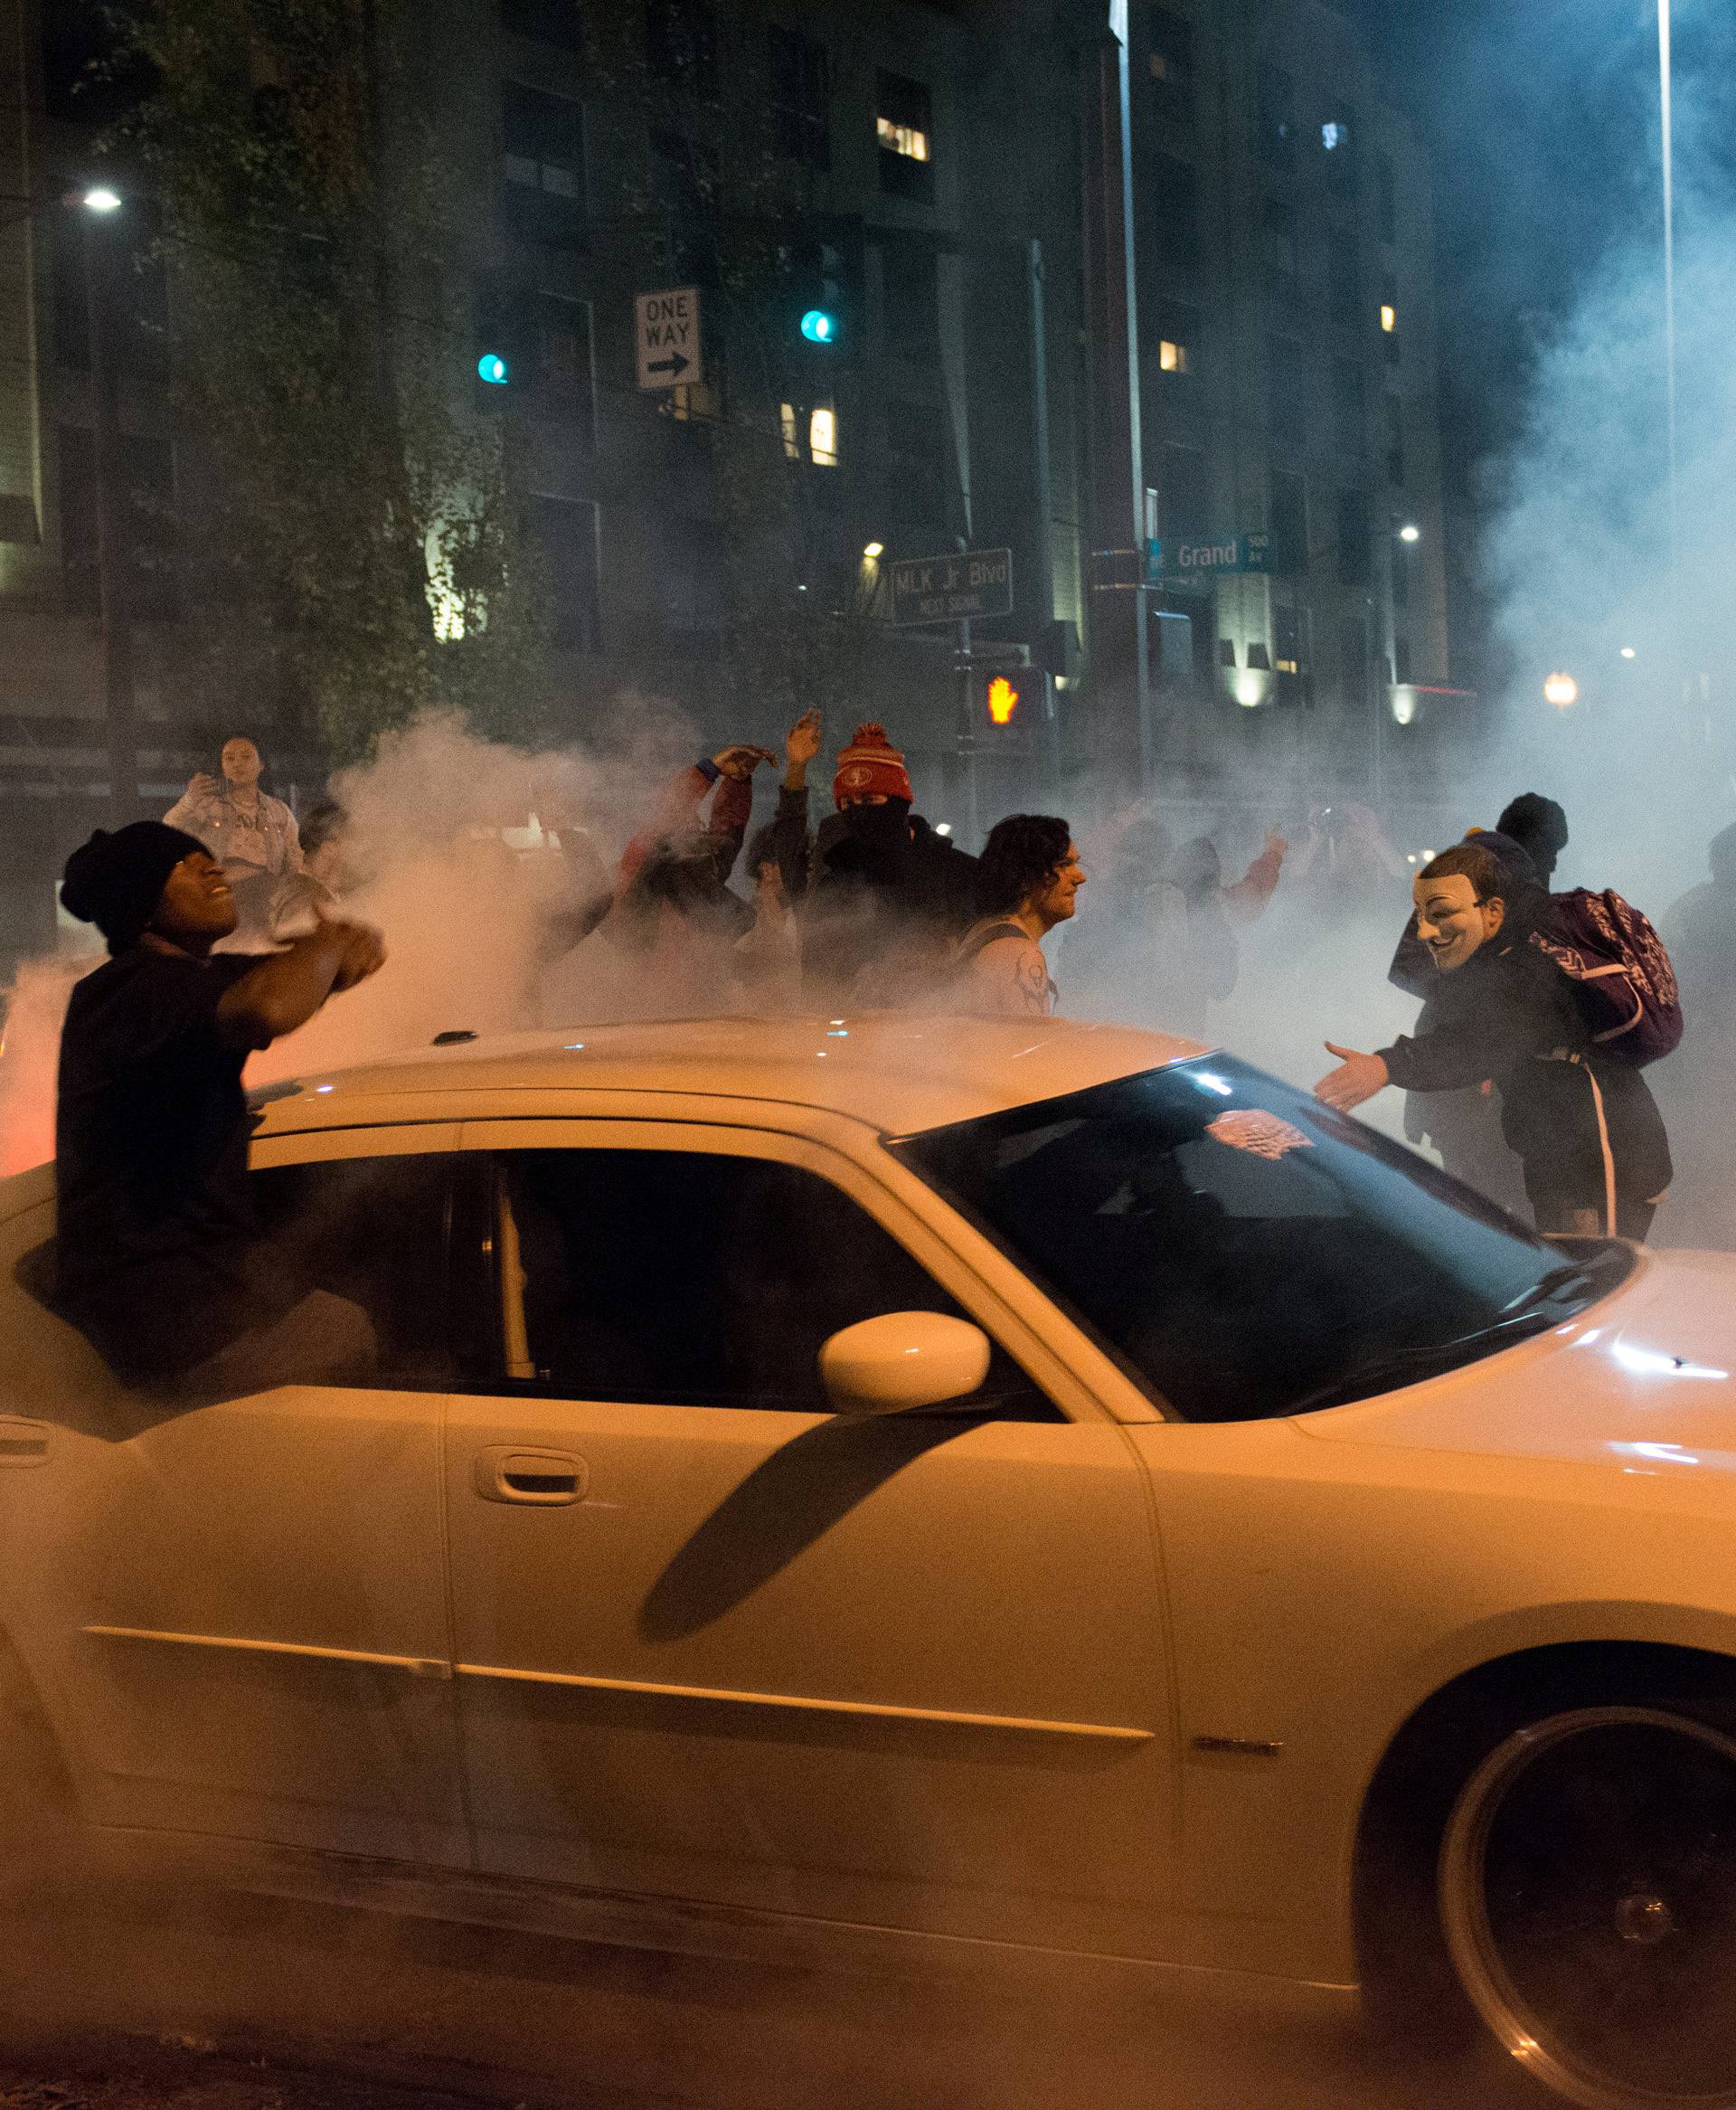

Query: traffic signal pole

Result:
[1080,2,1151,789]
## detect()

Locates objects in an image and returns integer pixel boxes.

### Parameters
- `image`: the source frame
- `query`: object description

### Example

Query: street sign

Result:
[1146,532,1272,582]
[636,286,703,391]
[889,548,1014,627]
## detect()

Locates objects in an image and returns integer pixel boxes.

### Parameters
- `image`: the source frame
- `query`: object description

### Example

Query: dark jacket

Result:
[786,790,979,1006]
[1378,918,1672,1217]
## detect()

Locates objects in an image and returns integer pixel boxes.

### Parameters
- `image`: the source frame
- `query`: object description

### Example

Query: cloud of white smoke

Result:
[1481,80,1736,912]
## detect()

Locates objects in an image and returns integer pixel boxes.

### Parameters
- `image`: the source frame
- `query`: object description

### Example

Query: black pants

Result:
[1507,1055,1672,1243]
[161,1288,378,1399]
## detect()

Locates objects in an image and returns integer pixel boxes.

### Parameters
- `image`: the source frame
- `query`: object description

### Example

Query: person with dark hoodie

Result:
[1665,820,1736,1036]
[1319,841,1672,1239]
[1495,791,1570,887]
[1656,821,1736,1246]
[792,722,978,1007]
[53,822,385,1389]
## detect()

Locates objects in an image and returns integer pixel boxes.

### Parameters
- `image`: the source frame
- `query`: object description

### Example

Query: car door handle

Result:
[472,1446,588,1506]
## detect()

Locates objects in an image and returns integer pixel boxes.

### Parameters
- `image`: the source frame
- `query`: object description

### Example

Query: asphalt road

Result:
[0,1878,1533,2110]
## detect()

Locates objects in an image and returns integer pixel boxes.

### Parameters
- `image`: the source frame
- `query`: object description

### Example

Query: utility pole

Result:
[81,203,140,826]
[1080,0,1150,788]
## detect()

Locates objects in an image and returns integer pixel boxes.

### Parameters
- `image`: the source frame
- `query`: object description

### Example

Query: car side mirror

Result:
[819,1311,992,1416]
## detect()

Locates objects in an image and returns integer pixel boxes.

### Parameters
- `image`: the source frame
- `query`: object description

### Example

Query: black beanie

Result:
[61,823,211,955]
[1495,792,1569,859]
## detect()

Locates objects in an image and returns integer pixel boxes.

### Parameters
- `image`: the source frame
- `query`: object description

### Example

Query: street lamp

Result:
[1397,522,1421,544]
[1543,671,1580,709]
[1620,646,1637,660]
[82,186,122,213]
[862,541,883,559]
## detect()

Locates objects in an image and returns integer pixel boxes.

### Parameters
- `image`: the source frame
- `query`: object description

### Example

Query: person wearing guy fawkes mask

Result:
[796,722,977,1007]
[1385,825,1544,1212]
[1317,842,1672,1240]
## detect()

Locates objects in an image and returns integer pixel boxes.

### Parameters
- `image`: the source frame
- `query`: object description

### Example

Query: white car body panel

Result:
[6,1016,1736,2006]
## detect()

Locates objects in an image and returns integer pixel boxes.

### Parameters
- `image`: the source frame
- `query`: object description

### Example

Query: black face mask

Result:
[841,800,911,854]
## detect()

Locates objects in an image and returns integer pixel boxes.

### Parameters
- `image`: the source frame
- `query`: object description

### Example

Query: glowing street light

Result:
[82,186,122,213]
[1397,523,1421,544]
[1620,646,1637,660]
[1543,671,1580,709]
[862,541,883,559]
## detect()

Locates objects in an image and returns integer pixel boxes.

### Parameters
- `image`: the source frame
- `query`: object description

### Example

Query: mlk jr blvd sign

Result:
[888,548,1014,627]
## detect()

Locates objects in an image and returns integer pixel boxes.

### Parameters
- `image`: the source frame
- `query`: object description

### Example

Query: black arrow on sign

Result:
[646,351,692,380]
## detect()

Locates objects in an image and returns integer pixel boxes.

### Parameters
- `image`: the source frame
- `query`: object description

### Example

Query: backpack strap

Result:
[956,918,1030,967]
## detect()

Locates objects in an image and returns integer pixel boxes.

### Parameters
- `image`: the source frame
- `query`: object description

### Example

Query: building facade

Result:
[1130,0,1455,795]
[0,0,1456,969]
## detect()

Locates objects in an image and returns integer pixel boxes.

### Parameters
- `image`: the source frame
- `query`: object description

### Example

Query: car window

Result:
[250,1154,487,1389]
[487,1148,1055,1415]
[894,1057,1630,1424]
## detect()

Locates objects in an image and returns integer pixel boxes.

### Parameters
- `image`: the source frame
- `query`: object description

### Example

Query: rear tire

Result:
[1438,1702,1736,2109]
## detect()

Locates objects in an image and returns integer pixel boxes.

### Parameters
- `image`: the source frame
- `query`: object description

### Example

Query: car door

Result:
[0,1127,471,1867]
[441,1117,1175,1959]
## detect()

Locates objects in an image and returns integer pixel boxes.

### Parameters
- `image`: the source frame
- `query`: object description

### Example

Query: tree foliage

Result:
[111,0,551,762]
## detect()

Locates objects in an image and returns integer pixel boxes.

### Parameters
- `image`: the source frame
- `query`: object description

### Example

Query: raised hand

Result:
[712,743,778,782]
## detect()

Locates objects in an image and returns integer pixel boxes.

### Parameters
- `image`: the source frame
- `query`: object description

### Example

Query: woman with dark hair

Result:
[955,815,1086,1017]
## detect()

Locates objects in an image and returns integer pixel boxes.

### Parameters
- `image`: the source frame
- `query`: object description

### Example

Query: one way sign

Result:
[636,286,703,392]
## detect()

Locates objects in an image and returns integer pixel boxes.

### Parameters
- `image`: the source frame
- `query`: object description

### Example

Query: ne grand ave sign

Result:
[1146,532,1272,582]
[889,548,1014,627]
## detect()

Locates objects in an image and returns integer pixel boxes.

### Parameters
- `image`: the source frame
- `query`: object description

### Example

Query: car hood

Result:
[1297,1247,1736,1475]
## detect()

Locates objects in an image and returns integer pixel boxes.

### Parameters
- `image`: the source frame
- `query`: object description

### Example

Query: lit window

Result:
[665,378,720,425]
[876,114,929,161]
[1322,120,1346,152]
[809,405,836,466]
[780,401,800,459]
[1159,339,1188,374]
[877,72,933,200]
[1381,304,1397,333]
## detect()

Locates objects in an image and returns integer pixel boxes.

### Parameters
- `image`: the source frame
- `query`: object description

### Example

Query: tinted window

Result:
[251,1154,485,1387]
[894,1059,1628,1424]
[494,1149,1050,1415]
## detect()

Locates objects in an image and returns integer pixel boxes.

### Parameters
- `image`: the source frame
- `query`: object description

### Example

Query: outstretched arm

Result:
[615,746,773,899]
[216,913,385,1050]
[1222,828,1288,924]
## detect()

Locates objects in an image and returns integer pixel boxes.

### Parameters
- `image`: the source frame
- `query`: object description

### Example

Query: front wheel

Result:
[1439,1703,1736,2108]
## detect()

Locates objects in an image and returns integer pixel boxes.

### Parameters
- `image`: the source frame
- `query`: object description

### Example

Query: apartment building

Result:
[1131,0,1453,789]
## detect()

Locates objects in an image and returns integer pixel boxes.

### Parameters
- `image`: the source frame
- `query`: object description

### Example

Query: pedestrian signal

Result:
[986,676,1021,725]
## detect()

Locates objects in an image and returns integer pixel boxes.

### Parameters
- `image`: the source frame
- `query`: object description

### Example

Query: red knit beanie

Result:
[834,723,913,808]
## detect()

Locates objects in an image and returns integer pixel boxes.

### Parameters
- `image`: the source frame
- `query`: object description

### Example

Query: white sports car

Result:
[5,1015,1735,2110]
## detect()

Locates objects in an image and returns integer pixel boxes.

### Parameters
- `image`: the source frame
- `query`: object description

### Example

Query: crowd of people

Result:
[39,703,1736,1395]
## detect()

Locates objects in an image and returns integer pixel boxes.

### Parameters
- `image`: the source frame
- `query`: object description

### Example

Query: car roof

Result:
[253,1012,1210,1139]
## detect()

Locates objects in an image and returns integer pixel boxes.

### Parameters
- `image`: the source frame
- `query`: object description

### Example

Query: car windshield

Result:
[892,1055,1631,1423]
